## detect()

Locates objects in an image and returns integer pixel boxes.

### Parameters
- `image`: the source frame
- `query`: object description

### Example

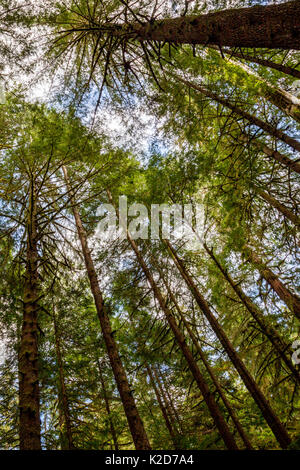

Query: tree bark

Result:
[244,245,300,321]
[53,308,75,450]
[91,2,300,50]
[18,179,41,450]
[165,240,291,449]
[204,244,300,384]
[173,74,300,153]
[63,167,151,450]
[107,189,239,450]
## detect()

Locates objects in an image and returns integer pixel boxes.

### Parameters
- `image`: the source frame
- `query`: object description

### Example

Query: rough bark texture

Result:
[204,245,300,384]
[257,189,300,227]
[107,190,239,450]
[106,1,300,50]
[174,75,300,153]
[53,310,75,450]
[63,167,151,450]
[244,245,300,321]
[166,241,291,449]
[18,180,41,450]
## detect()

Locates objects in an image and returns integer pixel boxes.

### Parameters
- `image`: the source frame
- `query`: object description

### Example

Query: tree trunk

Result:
[204,244,300,384]
[248,138,300,175]
[99,1,300,50]
[96,359,119,450]
[158,264,253,449]
[18,179,41,450]
[53,308,75,450]
[255,189,300,227]
[107,190,239,450]
[261,86,300,123]
[210,48,300,123]
[146,365,179,449]
[166,240,291,449]
[173,75,300,153]
[63,167,151,450]
[244,245,300,321]
[212,47,300,80]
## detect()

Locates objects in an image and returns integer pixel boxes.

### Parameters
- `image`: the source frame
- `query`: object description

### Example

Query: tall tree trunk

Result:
[158,264,253,449]
[96,359,119,450]
[260,85,300,123]
[255,189,300,227]
[146,365,179,449]
[243,136,300,175]
[98,1,300,50]
[211,47,300,80]
[63,167,151,450]
[204,244,300,384]
[53,308,75,450]
[244,245,300,321]
[107,189,239,450]
[165,240,291,449]
[173,74,300,153]
[18,179,41,450]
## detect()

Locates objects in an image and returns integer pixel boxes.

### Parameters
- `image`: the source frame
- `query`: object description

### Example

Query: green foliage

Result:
[0,0,299,452]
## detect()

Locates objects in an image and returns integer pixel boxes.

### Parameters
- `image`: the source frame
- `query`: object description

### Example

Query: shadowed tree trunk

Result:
[63,167,151,450]
[53,308,75,450]
[173,75,300,153]
[165,240,291,449]
[18,178,41,450]
[244,245,300,320]
[203,244,300,384]
[88,2,300,50]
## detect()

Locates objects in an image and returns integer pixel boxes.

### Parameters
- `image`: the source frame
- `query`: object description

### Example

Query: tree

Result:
[0,1,299,451]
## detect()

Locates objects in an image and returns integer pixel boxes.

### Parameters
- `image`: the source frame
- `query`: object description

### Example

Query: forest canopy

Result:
[0,0,299,451]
